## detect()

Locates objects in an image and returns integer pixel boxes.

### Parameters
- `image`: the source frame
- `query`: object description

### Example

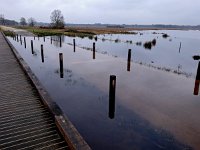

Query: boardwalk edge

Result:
[2,32,91,150]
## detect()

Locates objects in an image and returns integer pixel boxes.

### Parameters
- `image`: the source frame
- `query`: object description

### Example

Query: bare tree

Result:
[20,17,27,26]
[0,14,5,25]
[28,17,36,27]
[50,9,65,28]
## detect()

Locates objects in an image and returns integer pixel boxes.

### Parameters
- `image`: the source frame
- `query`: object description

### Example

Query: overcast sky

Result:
[0,0,199,25]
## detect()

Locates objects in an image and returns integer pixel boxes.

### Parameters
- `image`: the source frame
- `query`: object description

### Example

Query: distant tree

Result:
[50,9,65,28]
[0,14,5,25]
[20,17,27,26]
[28,17,36,27]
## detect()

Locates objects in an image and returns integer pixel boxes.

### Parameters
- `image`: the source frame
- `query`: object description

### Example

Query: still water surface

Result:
[8,30,200,150]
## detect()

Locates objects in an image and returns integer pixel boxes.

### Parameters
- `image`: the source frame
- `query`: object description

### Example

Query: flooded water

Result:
[8,30,200,150]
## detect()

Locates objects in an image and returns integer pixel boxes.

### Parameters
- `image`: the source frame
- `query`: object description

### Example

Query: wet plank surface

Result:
[0,32,69,150]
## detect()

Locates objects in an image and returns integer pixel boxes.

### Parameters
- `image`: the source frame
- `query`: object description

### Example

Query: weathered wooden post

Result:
[20,35,22,45]
[179,42,182,53]
[73,39,76,52]
[41,44,44,63]
[109,75,116,119]
[60,36,62,47]
[31,40,34,54]
[194,61,200,95]
[24,37,26,48]
[34,36,35,40]
[59,53,64,78]
[51,37,52,44]
[93,42,95,59]
[38,36,39,40]
[127,49,131,71]
[43,36,45,42]
[17,34,19,42]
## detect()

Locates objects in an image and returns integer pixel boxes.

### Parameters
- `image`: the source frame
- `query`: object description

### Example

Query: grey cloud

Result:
[0,0,199,25]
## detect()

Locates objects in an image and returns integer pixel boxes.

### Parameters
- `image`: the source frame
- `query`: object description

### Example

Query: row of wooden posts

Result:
[12,34,200,118]
[13,35,99,59]
[13,34,122,119]
[13,34,132,72]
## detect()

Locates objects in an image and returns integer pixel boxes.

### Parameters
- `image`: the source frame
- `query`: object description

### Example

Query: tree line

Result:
[0,9,65,28]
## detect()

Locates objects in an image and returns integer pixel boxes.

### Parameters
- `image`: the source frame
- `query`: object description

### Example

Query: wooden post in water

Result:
[51,37,52,44]
[194,61,200,95]
[109,75,116,119]
[38,36,39,40]
[179,42,182,53]
[127,49,131,71]
[20,35,22,45]
[43,36,45,42]
[24,37,26,48]
[34,36,35,40]
[31,40,34,54]
[59,53,64,78]
[93,42,95,59]
[73,39,76,52]
[60,36,62,47]
[17,34,19,42]
[41,45,44,63]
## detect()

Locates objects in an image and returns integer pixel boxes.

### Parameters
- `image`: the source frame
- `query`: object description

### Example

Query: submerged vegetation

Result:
[143,39,157,49]
[115,38,121,43]
[126,40,133,44]
[3,30,16,37]
[162,33,169,38]
[136,42,142,46]
[193,55,200,60]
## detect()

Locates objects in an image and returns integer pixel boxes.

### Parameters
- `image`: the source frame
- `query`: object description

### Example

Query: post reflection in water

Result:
[50,36,52,44]
[127,49,131,72]
[194,61,200,95]
[52,36,65,48]
[109,75,116,119]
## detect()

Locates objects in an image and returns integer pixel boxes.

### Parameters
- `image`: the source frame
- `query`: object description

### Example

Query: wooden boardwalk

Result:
[0,33,69,149]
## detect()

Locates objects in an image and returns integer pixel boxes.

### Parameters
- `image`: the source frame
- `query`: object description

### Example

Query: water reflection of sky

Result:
[62,30,200,78]
[8,31,200,150]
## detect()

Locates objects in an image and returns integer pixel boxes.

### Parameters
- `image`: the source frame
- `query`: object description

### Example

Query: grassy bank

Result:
[15,26,96,38]
[15,26,63,36]
[15,26,138,38]
[3,30,16,37]
[0,26,16,36]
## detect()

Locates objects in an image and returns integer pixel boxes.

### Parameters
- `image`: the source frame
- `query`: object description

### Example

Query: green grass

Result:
[15,26,63,36]
[64,29,96,38]
[18,26,97,38]
[28,29,62,36]
[3,30,16,37]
